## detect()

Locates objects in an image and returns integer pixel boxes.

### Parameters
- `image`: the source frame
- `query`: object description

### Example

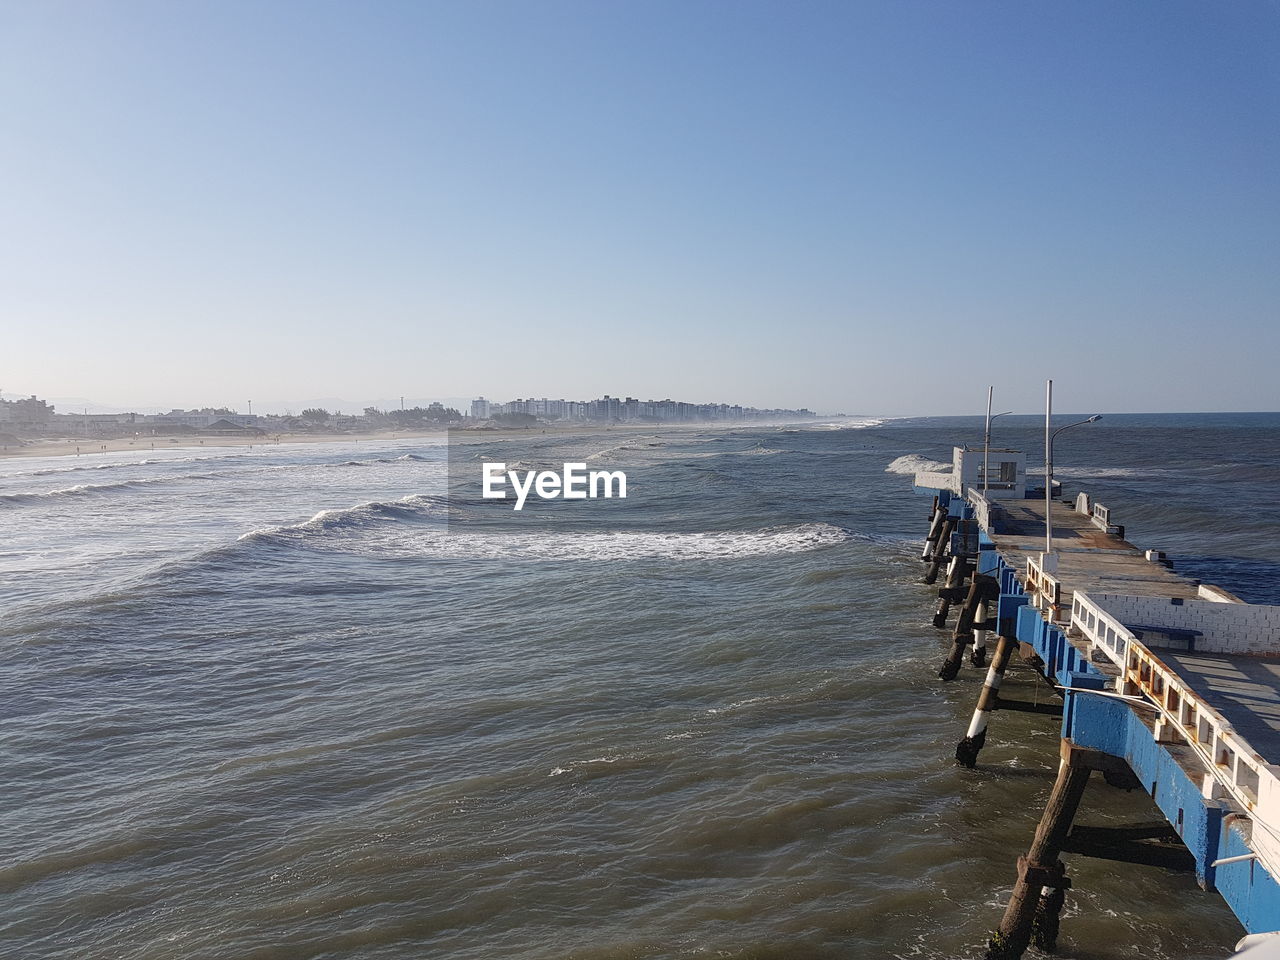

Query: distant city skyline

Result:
[0,388,815,420]
[4,383,1278,421]
[3,3,1277,415]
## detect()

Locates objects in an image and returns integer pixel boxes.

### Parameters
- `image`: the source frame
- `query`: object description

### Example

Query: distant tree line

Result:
[292,405,463,426]
[388,404,460,424]
[493,412,537,426]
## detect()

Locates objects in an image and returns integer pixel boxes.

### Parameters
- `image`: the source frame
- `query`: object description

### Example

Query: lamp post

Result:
[981,385,1014,494]
[1043,377,1102,560]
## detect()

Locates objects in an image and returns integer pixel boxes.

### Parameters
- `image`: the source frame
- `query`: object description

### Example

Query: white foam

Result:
[802,417,886,430]
[0,475,208,505]
[884,454,951,476]
[547,755,627,778]
[1054,466,1155,479]
[235,494,448,542]
[455,523,849,562]
[585,437,655,461]
[248,520,854,562]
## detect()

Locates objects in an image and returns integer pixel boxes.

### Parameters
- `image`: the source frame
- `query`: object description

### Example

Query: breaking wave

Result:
[585,438,654,462]
[801,418,886,430]
[12,454,239,479]
[237,495,450,545]
[1054,465,1170,479]
[884,454,951,476]
[239,520,856,562]
[0,476,209,506]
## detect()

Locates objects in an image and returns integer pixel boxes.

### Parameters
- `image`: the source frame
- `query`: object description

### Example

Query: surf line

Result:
[482,462,627,511]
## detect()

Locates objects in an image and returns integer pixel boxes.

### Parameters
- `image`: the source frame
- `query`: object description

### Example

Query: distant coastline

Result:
[0,418,820,461]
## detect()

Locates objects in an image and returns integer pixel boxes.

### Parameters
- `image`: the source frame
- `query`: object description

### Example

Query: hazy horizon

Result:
[11,389,1279,421]
[4,2,1277,416]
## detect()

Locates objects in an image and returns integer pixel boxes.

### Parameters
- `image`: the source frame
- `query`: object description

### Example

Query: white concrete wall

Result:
[914,469,959,493]
[1085,592,1280,656]
[1198,583,1246,604]
[969,490,996,532]
[954,446,1026,499]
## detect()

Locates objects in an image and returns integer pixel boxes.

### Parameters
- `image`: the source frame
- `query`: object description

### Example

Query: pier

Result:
[908,443,1280,958]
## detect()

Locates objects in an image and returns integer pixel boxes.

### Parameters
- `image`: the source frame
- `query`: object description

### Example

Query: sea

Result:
[2,413,1278,960]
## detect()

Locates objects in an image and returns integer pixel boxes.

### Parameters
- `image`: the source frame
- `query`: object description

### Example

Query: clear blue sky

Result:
[2,0,1277,415]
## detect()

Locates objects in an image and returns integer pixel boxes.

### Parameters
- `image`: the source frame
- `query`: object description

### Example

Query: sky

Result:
[1,0,1277,416]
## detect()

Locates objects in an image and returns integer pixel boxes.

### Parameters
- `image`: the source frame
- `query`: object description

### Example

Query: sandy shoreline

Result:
[0,421,734,461]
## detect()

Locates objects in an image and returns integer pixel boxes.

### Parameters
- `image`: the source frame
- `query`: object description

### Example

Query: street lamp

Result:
[981,385,1014,494]
[1043,378,1102,560]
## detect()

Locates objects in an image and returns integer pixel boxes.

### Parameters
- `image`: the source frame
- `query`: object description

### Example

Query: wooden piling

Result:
[921,497,947,561]
[932,556,971,628]
[1030,861,1069,952]
[970,598,990,666]
[955,632,1015,767]
[939,573,999,680]
[985,740,1128,960]
[923,517,956,585]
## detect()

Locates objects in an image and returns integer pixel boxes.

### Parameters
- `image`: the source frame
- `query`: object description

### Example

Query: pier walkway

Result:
[985,498,1197,601]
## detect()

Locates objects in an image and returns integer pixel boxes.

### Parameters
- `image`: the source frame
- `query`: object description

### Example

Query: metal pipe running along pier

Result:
[907,442,1280,959]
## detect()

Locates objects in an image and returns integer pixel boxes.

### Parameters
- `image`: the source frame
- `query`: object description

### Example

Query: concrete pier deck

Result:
[1163,651,1280,743]
[985,498,1199,602]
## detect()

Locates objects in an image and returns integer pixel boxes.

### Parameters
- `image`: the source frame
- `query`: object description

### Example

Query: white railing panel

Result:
[1070,590,1280,879]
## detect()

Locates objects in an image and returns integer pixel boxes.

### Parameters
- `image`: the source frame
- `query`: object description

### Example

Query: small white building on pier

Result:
[914,446,1027,499]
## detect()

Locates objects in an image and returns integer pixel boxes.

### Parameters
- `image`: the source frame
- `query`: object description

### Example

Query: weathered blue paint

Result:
[977,532,999,575]
[989,546,1280,932]
[1064,689,1224,888]
[1215,823,1280,933]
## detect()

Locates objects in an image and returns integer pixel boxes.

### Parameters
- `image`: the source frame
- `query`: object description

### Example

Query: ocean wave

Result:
[0,475,210,505]
[585,437,654,462]
[659,445,784,462]
[245,521,858,562]
[236,494,451,544]
[802,417,886,430]
[884,454,951,476]
[14,454,238,479]
[327,453,436,467]
[1054,465,1170,479]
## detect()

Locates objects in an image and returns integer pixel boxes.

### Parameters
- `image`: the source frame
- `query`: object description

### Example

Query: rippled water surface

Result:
[2,414,1277,959]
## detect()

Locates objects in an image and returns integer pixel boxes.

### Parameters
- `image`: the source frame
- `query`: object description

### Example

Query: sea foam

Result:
[884,454,951,476]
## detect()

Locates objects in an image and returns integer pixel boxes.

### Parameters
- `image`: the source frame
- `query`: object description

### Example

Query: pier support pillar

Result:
[922,497,947,561]
[985,740,1127,960]
[923,517,956,585]
[939,574,1000,680]
[970,599,991,666]
[1031,860,1069,952]
[932,556,971,628]
[955,632,1015,767]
